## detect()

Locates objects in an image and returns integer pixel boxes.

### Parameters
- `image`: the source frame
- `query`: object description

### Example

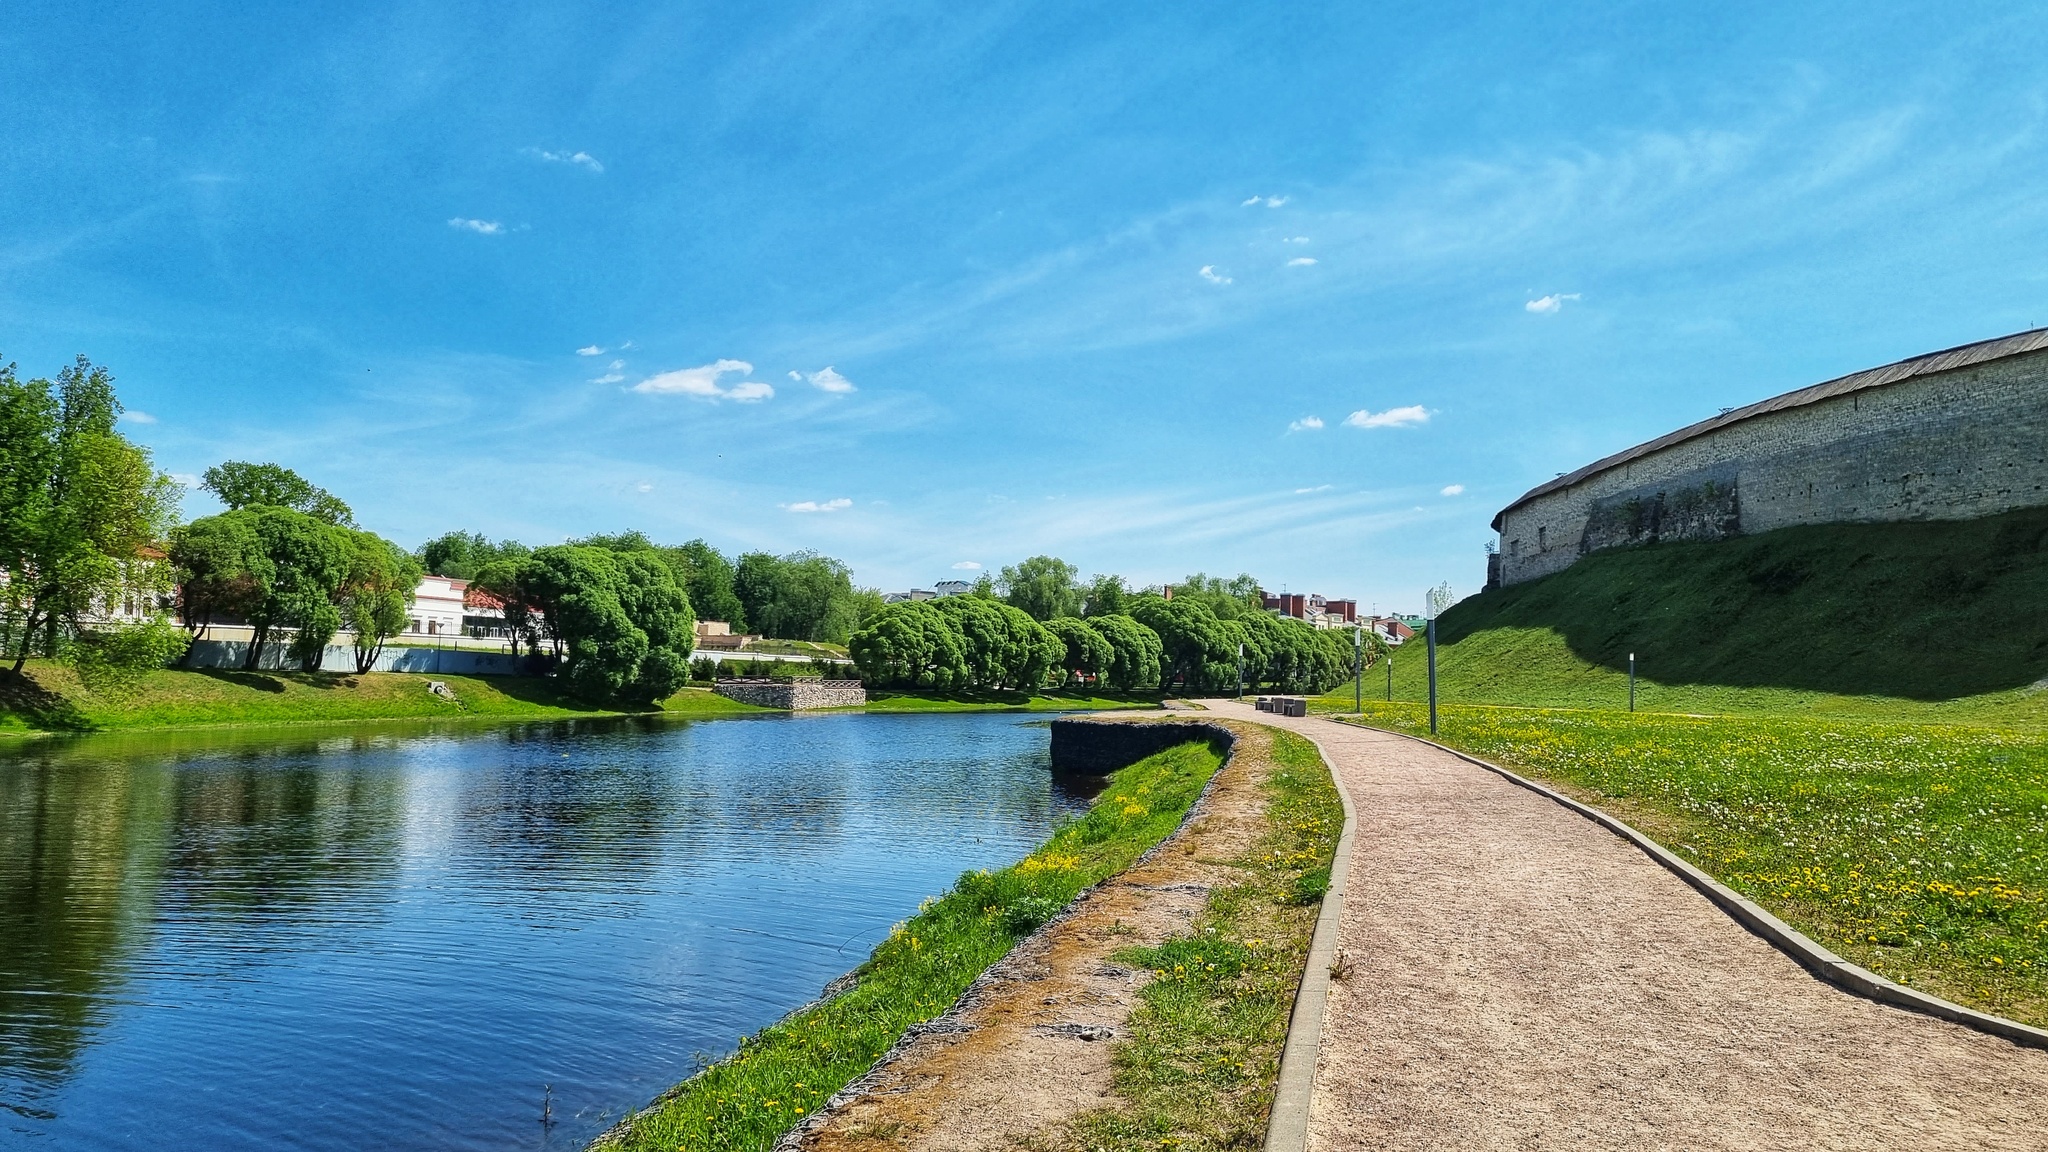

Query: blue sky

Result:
[5,2,2047,612]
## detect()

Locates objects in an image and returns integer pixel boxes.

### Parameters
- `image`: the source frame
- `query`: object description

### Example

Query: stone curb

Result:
[1261,723,1359,1152]
[1363,721,2048,1054]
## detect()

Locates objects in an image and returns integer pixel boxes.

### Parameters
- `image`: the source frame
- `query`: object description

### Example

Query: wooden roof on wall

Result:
[1491,327,2048,530]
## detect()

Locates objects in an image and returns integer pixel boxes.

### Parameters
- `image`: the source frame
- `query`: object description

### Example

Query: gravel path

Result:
[1206,701,2048,1151]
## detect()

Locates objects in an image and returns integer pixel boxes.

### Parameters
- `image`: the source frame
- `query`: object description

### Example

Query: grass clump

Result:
[1339,702,2048,1028]
[1065,728,1342,1150]
[600,738,1227,1152]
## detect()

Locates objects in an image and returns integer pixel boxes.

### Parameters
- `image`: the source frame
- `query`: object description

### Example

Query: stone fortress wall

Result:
[1490,330,2048,587]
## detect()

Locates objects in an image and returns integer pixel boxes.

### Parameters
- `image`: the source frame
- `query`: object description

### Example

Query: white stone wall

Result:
[713,681,867,709]
[1496,348,2048,585]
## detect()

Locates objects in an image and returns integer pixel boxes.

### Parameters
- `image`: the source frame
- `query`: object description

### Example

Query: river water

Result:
[0,712,1086,1150]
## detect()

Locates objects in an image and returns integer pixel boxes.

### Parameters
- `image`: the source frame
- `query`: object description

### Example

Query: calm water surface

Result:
[0,712,1087,1150]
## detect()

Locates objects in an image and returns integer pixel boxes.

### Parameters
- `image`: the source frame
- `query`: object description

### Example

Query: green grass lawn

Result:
[597,738,1228,1152]
[1331,701,2048,1028]
[860,688,1163,713]
[0,660,783,736]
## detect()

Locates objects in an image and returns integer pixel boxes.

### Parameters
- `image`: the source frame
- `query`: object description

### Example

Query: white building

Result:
[407,575,467,636]
[933,580,972,597]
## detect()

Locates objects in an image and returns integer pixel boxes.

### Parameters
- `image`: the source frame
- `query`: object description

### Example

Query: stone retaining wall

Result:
[1048,717,1231,776]
[1494,339,2048,586]
[713,681,867,710]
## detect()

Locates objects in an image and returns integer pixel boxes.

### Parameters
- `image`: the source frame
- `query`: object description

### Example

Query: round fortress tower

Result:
[1491,328,2048,588]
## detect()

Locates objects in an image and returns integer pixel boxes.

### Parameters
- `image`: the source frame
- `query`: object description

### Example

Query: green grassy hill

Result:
[1335,506,2048,725]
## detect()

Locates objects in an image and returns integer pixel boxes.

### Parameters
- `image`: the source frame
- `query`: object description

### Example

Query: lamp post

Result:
[1628,652,1636,713]
[1352,624,1362,715]
[1425,583,1452,736]
[1235,642,1244,702]
[1386,649,1394,702]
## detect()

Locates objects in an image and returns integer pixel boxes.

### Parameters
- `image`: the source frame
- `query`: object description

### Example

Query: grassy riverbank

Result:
[1335,702,2048,1028]
[598,738,1227,1152]
[1068,727,1343,1149]
[0,660,776,736]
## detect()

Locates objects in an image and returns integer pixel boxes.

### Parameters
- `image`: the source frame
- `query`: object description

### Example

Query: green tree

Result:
[930,596,1060,689]
[668,539,746,629]
[1127,595,1238,692]
[848,600,969,689]
[517,545,694,704]
[1170,572,1263,621]
[1045,617,1113,685]
[0,356,181,674]
[237,507,355,671]
[1081,573,1128,618]
[168,513,271,660]
[339,533,423,674]
[735,550,860,642]
[201,461,355,526]
[998,555,1081,621]
[416,530,529,581]
[1086,613,1163,691]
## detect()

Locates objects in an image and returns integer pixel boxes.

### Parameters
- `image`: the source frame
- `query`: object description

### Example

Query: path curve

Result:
[1207,700,2048,1151]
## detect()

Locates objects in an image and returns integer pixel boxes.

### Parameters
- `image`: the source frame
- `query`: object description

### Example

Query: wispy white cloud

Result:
[120,410,157,424]
[1440,483,1466,496]
[1525,292,1582,314]
[1294,484,1333,494]
[799,366,857,393]
[1198,265,1232,285]
[576,345,605,356]
[636,482,653,492]
[609,359,624,370]
[782,497,853,513]
[448,218,503,235]
[1286,257,1318,267]
[1345,405,1430,429]
[1288,416,1324,432]
[525,148,604,173]
[1283,236,1310,244]
[169,472,201,488]
[591,373,625,384]
[951,560,982,570]
[632,359,775,402]
[1241,194,1289,208]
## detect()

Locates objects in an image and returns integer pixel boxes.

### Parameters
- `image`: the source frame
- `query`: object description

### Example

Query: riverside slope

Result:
[1205,700,2048,1150]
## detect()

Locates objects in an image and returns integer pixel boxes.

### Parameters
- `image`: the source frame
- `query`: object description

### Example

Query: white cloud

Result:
[620,340,637,350]
[1345,405,1431,429]
[788,370,802,380]
[636,482,653,493]
[119,410,157,424]
[1286,257,1318,267]
[951,560,982,570]
[1440,484,1466,496]
[1525,292,1582,314]
[448,218,503,235]
[798,364,856,391]
[1283,236,1310,244]
[1199,265,1233,285]
[526,148,604,173]
[170,472,201,488]
[609,359,624,370]
[576,345,605,356]
[1241,195,1289,208]
[782,497,853,513]
[1288,416,1324,432]
[591,373,625,384]
[1294,484,1333,494]
[632,359,775,402]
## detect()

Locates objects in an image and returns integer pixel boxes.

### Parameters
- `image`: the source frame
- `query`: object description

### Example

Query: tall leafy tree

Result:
[998,555,1081,621]
[669,539,746,629]
[237,507,355,671]
[168,513,271,659]
[848,601,969,689]
[515,545,694,703]
[201,461,355,526]
[1170,572,1263,621]
[416,530,529,581]
[1081,573,1129,618]
[1127,595,1238,692]
[1,356,181,674]
[735,550,861,642]
[338,533,423,673]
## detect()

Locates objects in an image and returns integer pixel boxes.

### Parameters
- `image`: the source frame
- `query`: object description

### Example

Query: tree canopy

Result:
[201,461,354,526]
[735,550,864,642]
[998,555,1081,621]
[416,530,529,581]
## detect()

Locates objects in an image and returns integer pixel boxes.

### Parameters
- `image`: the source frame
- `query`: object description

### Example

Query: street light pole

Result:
[1629,652,1636,713]
[1352,624,1362,715]
[1386,651,1393,702]
[1236,642,1244,702]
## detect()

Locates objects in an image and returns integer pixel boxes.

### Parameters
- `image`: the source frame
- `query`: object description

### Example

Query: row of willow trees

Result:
[848,578,1382,695]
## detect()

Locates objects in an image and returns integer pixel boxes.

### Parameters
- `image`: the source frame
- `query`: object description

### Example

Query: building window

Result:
[1508,539,1519,557]
[1538,526,1548,551]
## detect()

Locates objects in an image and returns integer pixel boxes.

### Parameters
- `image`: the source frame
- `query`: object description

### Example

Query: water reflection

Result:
[0,712,1076,1149]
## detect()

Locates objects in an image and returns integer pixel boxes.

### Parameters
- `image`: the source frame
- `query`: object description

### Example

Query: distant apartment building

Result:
[1365,616,1415,646]
[933,580,972,597]
[882,589,938,604]
[1262,591,1358,629]
[408,575,468,636]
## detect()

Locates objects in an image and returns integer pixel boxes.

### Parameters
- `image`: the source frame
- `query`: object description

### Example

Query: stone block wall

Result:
[1047,717,1231,776]
[713,680,867,709]
[1496,346,2048,586]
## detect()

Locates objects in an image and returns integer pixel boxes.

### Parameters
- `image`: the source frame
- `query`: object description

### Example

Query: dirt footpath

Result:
[782,719,1276,1152]
[1206,700,2048,1151]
